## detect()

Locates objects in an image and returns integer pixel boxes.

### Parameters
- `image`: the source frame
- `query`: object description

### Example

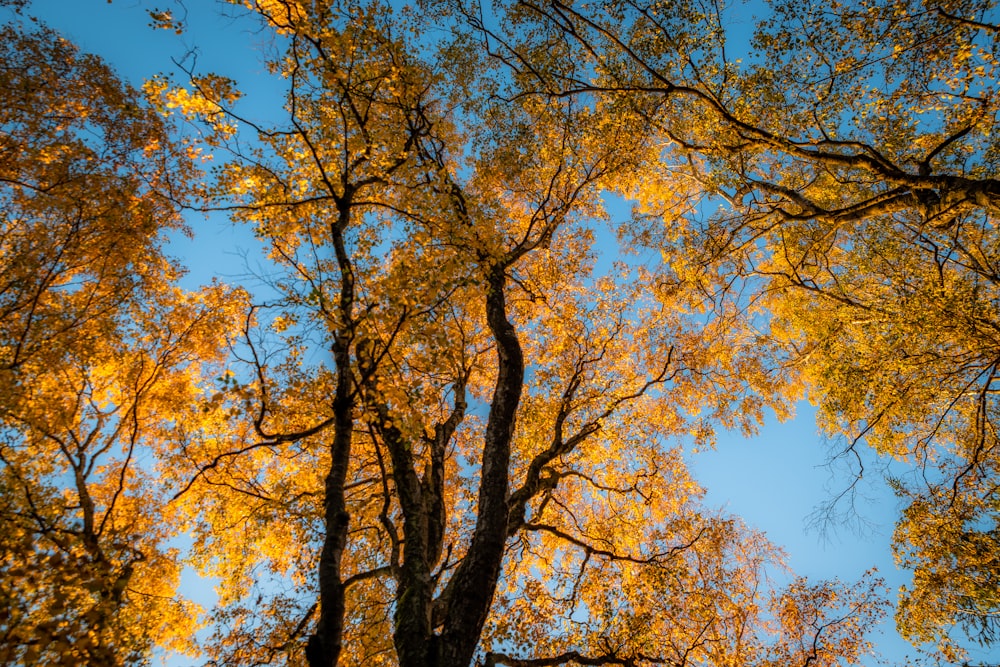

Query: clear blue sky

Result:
[16,1,1000,665]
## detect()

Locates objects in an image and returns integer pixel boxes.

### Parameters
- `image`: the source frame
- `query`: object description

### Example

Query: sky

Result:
[13,0,1000,665]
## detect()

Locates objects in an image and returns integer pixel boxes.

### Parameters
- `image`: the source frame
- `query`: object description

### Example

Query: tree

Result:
[480,0,1000,657]
[0,19,241,665]
[147,1,888,666]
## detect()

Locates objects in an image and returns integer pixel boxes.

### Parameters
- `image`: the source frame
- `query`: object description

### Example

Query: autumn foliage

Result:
[0,20,242,665]
[1,0,997,665]
[495,0,1000,658]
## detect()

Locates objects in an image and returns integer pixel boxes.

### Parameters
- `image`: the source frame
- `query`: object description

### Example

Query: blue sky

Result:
[15,0,1000,665]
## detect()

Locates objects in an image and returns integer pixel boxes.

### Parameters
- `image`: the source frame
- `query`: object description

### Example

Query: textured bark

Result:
[307,206,356,667]
[437,267,524,667]
[382,416,436,667]
[375,364,466,666]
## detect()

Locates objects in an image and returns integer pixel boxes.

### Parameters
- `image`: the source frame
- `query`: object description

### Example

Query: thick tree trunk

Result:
[436,268,523,667]
[385,375,466,667]
[307,211,357,667]
[307,400,352,667]
[384,419,437,667]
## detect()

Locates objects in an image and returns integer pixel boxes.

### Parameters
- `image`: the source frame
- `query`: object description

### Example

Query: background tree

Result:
[0,19,241,665]
[481,0,1000,658]
[152,1,889,666]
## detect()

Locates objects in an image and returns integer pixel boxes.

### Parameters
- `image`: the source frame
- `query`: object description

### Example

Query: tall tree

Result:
[483,0,1000,657]
[153,1,888,665]
[0,19,240,665]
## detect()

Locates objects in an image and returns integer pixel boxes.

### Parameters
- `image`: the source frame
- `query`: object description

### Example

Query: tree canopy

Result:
[474,0,999,657]
[0,0,997,665]
[0,20,242,664]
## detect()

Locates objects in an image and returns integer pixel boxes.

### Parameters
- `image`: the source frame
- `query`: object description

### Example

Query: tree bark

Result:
[308,207,356,667]
[437,267,523,667]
